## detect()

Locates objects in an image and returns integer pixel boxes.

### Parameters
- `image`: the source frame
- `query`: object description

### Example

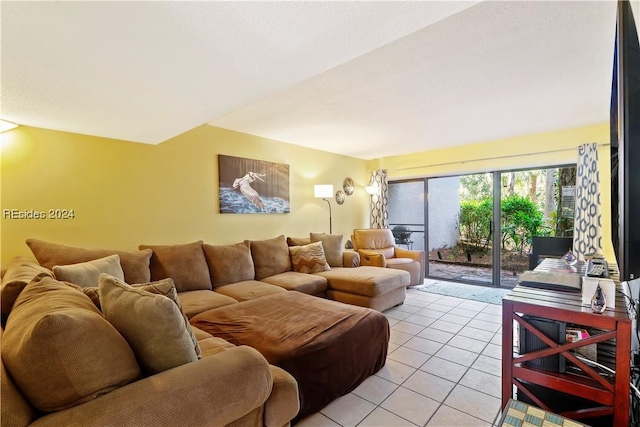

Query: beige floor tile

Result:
[481,343,502,359]
[428,319,464,334]
[471,354,502,375]
[394,304,422,314]
[392,321,427,336]
[490,333,502,345]
[426,404,491,427]
[457,300,489,311]
[358,407,417,427]
[482,304,502,315]
[296,412,341,427]
[320,393,376,427]
[375,358,417,385]
[444,384,501,423]
[447,335,489,354]
[404,298,431,308]
[434,345,480,367]
[448,307,480,318]
[402,370,456,402]
[414,308,445,319]
[435,297,464,307]
[457,326,495,342]
[352,375,398,405]
[417,327,455,344]
[385,309,412,321]
[421,304,451,314]
[474,312,502,324]
[459,368,501,398]
[403,336,444,355]
[419,356,469,382]
[387,342,400,354]
[386,317,400,327]
[439,312,472,326]
[388,345,431,368]
[466,318,501,333]
[381,386,440,426]
[403,313,436,327]
[390,329,413,345]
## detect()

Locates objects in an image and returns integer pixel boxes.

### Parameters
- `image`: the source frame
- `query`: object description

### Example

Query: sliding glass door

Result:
[388,180,425,253]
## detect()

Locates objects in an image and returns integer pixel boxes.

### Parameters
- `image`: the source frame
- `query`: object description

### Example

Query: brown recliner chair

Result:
[351,229,425,286]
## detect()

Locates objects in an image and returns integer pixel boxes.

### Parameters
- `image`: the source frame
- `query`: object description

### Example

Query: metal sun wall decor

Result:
[218,154,290,214]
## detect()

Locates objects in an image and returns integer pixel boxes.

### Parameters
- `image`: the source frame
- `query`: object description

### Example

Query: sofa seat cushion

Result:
[0,257,54,322]
[98,274,198,374]
[250,235,292,280]
[177,290,238,319]
[315,266,410,297]
[261,271,327,295]
[53,254,124,288]
[215,280,286,302]
[198,336,236,357]
[139,241,212,292]
[26,238,152,284]
[2,275,141,412]
[203,241,254,287]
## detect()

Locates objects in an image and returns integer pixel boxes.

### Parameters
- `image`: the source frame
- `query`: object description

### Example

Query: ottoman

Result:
[190,291,389,421]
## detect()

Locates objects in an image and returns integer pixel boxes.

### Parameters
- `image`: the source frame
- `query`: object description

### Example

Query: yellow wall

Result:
[368,123,614,259]
[0,125,370,268]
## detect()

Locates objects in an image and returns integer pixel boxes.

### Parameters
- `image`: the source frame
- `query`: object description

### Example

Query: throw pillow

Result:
[138,241,212,292]
[26,238,152,283]
[250,235,292,280]
[98,274,198,374]
[53,254,124,288]
[1,275,141,412]
[286,236,311,247]
[289,242,331,274]
[0,257,54,321]
[202,241,254,287]
[310,233,344,267]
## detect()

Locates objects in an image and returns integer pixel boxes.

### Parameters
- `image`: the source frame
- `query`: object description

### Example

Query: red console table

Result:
[501,260,631,426]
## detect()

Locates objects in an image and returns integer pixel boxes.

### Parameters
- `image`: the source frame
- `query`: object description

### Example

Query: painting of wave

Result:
[218,155,290,214]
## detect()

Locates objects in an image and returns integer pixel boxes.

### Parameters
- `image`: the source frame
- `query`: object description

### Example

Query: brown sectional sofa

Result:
[1,233,411,426]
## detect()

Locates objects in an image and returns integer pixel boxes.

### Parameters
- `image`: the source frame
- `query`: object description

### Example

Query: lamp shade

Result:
[314,184,334,198]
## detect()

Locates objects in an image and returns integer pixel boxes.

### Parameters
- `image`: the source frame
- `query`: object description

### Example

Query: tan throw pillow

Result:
[289,242,331,274]
[132,278,201,359]
[53,254,124,288]
[286,236,311,247]
[98,274,198,374]
[310,233,344,267]
[26,238,152,284]
[250,235,292,280]
[138,241,211,292]
[1,275,141,412]
[0,257,54,321]
[202,241,254,287]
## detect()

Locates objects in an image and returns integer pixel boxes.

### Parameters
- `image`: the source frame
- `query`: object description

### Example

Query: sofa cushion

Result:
[214,280,287,302]
[177,290,238,319]
[0,257,54,321]
[26,238,152,283]
[98,274,198,374]
[261,271,328,295]
[310,233,343,267]
[286,236,311,247]
[2,275,141,412]
[250,235,292,280]
[314,266,410,297]
[289,242,331,274]
[202,241,254,287]
[139,241,211,292]
[53,254,124,288]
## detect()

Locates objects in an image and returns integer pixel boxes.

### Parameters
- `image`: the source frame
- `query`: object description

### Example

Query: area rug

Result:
[416,281,510,305]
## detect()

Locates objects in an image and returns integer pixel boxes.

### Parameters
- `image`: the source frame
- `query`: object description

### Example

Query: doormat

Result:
[415,281,510,305]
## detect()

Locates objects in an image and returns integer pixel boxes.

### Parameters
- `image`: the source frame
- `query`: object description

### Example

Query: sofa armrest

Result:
[394,248,425,280]
[31,346,275,427]
[264,365,300,427]
[358,250,387,268]
[342,250,360,267]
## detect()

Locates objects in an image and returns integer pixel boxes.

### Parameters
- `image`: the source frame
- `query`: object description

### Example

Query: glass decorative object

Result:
[590,283,607,313]
[562,250,578,266]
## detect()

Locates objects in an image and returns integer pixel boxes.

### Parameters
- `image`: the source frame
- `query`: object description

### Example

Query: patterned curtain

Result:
[370,169,389,229]
[573,143,603,259]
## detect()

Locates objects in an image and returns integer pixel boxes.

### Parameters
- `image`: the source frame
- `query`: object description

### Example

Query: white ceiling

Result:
[1,1,618,160]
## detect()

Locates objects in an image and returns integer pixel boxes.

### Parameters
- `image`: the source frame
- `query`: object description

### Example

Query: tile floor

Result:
[297,279,504,427]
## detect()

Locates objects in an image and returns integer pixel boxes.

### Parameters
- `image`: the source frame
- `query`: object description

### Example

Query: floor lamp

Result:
[314,184,333,234]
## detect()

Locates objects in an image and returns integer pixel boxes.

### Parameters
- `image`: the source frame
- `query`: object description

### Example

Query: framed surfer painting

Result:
[218,155,290,214]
